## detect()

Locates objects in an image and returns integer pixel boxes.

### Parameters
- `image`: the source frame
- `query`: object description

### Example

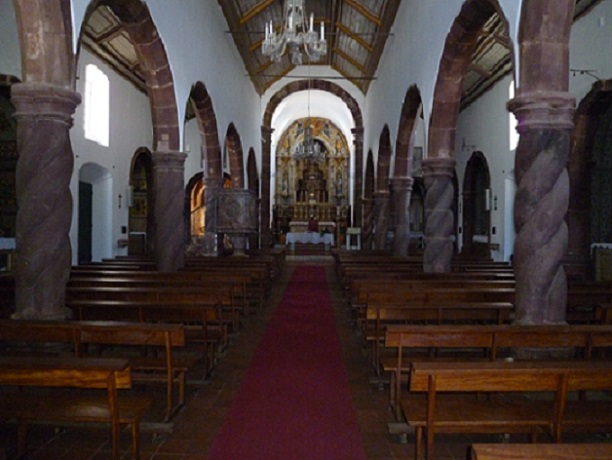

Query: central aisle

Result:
[208,265,367,459]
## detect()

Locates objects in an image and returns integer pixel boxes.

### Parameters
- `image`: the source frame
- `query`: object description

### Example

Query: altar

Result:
[286,232,334,247]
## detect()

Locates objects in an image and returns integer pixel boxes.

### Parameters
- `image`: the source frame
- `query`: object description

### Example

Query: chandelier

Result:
[294,123,325,163]
[262,0,327,66]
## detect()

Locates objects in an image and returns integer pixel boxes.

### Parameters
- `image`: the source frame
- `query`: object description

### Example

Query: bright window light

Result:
[509,80,519,151]
[84,64,109,147]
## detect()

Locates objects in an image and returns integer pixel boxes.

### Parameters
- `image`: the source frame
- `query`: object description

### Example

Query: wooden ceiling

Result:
[218,0,400,95]
[81,0,603,107]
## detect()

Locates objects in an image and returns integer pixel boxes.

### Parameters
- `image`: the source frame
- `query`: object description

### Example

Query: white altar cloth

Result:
[286,232,334,246]
[0,238,16,250]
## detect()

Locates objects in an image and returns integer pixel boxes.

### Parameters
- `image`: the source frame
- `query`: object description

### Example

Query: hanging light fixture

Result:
[262,0,327,66]
[293,76,325,163]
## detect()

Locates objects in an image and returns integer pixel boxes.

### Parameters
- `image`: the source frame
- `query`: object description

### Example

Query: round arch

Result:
[225,123,245,189]
[189,81,222,179]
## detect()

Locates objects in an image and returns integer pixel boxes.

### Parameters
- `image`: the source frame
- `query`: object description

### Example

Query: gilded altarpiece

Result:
[274,118,350,245]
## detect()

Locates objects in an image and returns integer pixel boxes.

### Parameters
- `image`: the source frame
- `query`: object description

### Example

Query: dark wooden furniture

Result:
[0,356,151,460]
[470,443,612,459]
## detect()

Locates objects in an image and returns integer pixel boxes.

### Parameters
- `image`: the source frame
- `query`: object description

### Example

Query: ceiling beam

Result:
[95,24,124,43]
[334,47,367,74]
[469,62,492,78]
[239,0,275,25]
[335,21,373,53]
[344,0,382,27]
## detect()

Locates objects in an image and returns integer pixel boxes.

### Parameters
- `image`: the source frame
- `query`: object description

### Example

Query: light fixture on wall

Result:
[262,0,327,66]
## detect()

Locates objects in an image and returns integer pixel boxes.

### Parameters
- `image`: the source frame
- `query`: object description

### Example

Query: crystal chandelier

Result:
[262,0,327,66]
[294,123,325,163]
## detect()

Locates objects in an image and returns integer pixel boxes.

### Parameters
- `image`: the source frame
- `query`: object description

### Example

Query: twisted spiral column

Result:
[423,158,456,273]
[362,197,374,250]
[152,151,187,272]
[11,83,81,319]
[507,92,575,324]
[391,177,414,256]
[373,191,391,250]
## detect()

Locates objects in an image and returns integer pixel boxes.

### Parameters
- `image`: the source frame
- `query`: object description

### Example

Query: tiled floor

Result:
[0,260,559,459]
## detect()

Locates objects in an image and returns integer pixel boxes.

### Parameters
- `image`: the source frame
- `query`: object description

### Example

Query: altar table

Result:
[286,232,334,246]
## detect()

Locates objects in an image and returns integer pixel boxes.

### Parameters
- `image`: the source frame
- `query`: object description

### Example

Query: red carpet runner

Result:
[209,265,366,459]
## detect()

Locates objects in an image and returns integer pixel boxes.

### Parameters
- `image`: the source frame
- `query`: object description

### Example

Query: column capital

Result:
[152,150,187,173]
[261,125,275,138]
[204,175,224,190]
[422,157,456,179]
[390,176,414,192]
[351,127,364,143]
[11,83,81,126]
[507,91,575,132]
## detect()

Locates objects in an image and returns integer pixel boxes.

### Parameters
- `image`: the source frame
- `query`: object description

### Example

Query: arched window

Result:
[509,80,519,151]
[84,64,110,147]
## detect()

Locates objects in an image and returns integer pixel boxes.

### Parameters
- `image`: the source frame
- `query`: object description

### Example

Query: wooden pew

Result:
[403,361,612,460]
[471,443,612,460]
[0,356,151,460]
[364,302,514,374]
[0,319,197,422]
[383,324,612,419]
[66,299,225,376]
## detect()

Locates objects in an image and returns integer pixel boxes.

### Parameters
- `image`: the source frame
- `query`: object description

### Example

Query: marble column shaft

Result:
[373,191,390,250]
[152,151,187,272]
[391,176,414,256]
[507,92,574,324]
[11,83,81,319]
[352,127,364,227]
[260,126,273,247]
[423,157,456,273]
[362,197,374,250]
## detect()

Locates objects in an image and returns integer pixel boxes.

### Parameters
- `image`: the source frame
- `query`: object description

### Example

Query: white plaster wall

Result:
[70,48,153,263]
[569,0,612,102]
[79,162,113,262]
[455,74,516,262]
[71,0,261,177]
[184,117,203,184]
[0,0,21,79]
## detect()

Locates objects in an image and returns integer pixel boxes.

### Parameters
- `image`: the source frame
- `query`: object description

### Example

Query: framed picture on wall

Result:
[413,147,423,177]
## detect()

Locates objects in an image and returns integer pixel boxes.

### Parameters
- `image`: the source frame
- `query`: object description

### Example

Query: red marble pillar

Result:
[352,127,364,227]
[11,83,81,319]
[507,92,574,324]
[260,126,274,247]
[152,151,187,272]
[373,191,390,250]
[423,157,456,273]
[391,176,414,256]
[362,197,374,250]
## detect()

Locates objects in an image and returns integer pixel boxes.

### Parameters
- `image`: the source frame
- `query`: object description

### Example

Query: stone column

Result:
[507,92,574,324]
[391,176,414,257]
[362,197,374,250]
[423,157,456,273]
[373,191,390,250]
[352,127,364,228]
[11,83,81,320]
[152,151,187,272]
[260,126,274,247]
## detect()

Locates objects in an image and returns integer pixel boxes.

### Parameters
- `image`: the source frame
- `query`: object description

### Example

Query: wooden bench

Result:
[0,318,197,422]
[470,443,612,460]
[66,299,225,377]
[364,302,514,375]
[383,324,612,419]
[403,361,612,460]
[0,356,151,460]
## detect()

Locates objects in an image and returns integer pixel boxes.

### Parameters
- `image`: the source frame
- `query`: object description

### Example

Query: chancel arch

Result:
[273,117,350,245]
